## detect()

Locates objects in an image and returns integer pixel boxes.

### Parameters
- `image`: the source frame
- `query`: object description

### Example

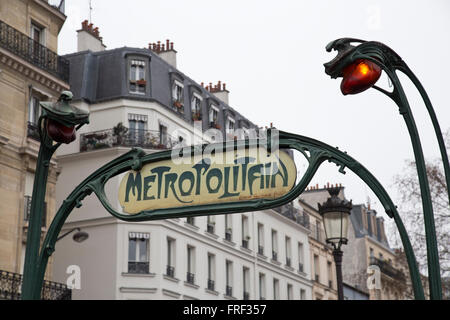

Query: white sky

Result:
[56,0,450,222]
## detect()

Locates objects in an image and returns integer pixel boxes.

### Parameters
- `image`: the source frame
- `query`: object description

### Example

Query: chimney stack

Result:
[149,39,177,68]
[204,80,230,104]
[77,20,106,52]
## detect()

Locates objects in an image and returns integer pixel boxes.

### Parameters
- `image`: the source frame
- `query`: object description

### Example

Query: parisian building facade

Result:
[51,22,313,300]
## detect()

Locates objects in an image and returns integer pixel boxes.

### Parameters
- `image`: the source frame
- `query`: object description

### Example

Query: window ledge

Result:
[285,265,295,272]
[224,294,237,300]
[257,253,267,260]
[205,288,219,296]
[240,246,252,254]
[184,282,200,290]
[184,222,199,231]
[122,272,156,278]
[163,275,180,283]
[271,259,282,266]
[297,270,307,277]
[205,231,219,240]
[223,239,236,247]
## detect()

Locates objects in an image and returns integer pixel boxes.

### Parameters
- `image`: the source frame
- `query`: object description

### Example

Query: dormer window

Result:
[172,80,184,113]
[226,117,235,132]
[209,105,219,129]
[191,93,202,121]
[129,60,146,94]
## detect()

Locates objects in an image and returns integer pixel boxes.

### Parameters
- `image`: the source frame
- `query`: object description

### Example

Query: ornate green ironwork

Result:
[324,38,447,299]
[25,129,424,299]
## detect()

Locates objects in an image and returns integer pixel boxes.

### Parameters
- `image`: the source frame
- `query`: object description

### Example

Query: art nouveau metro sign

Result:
[118,146,297,214]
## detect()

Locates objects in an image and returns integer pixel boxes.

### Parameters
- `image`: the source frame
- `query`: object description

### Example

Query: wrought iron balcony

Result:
[272,203,310,229]
[272,251,278,261]
[127,261,149,274]
[0,20,69,82]
[207,279,215,291]
[258,245,264,255]
[286,257,291,267]
[243,291,250,300]
[242,239,249,249]
[27,122,40,141]
[369,257,406,281]
[166,265,175,278]
[206,223,215,234]
[0,269,71,300]
[226,285,233,297]
[80,128,176,152]
[225,230,232,242]
[186,272,195,285]
[298,262,304,273]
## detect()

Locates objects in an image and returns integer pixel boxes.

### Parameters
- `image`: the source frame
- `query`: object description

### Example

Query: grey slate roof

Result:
[63,47,259,133]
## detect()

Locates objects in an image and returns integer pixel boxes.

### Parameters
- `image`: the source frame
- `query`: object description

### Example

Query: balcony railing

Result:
[225,230,232,242]
[0,270,71,300]
[369,257,406,281]
[206,223,215,234]
[242,239,249,249]
[226,285,233,297]
[272,203,310,229]
[299,262,304,273]
[24,195,47,228]
[243,291,250,300]
[128,261,149,274]
[286,257,291,267]
[186,272,195,285]
[80,128,176,152]
[0,20,69,82]
[166,265,175,278]
[258,245,264,255]
[272,251,278,261]
[27,122,40,141]
[207,279,215,291]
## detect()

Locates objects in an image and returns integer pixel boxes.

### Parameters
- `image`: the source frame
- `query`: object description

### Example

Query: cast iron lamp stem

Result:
[332,248,344,300]
[324,39,444,299]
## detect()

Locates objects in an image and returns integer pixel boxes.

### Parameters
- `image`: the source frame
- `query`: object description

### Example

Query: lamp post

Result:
[318,186,352,300]
[324,38,447,299]
[21,91,89,300]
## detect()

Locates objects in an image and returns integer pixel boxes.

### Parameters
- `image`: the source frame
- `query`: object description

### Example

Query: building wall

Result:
[0,0,67,278]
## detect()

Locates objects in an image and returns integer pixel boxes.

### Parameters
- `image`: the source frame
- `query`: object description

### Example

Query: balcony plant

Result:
[112,122,128,146]
[173,100,183,108]
[136,79,146,86]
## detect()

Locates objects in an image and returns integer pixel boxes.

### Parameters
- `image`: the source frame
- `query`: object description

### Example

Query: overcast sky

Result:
[55,0,450,222]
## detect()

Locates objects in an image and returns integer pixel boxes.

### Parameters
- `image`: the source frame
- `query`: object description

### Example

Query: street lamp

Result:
[56,227,89,243]
[318,186,352,300]
[21,91,89,300]
[324,38,448,299]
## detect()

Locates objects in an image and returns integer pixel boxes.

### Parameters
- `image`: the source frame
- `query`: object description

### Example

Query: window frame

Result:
[128,59,147,95]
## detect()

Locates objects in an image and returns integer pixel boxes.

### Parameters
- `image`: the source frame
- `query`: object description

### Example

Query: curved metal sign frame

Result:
[33,129,424,299]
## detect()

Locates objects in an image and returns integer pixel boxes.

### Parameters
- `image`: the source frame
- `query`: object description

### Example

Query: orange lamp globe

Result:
[340,59,382,95]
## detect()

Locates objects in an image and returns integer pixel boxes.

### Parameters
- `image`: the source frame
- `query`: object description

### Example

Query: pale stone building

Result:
[0,0,69,281]
[51,22,313,300]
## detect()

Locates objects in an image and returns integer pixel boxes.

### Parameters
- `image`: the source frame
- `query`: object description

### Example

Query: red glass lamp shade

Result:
[340,59,382,95]
[46,119,76,144]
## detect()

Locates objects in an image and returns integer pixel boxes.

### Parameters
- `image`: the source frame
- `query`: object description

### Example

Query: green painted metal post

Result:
[324,38,445,299]
[21,140,56,300]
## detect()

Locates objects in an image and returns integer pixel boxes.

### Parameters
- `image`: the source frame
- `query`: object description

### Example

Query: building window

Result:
[225,260,233,296]
[298,242,304,272]
[128,113,147,145]
[129,60,146,94]
[172,80,184,112]
[273,278,280,300]
[159,124,168,147]
[28,95,41,125]
[287,284,293,300]
[259,273,266,300]
[257,223,264,255]
[226,117,235,133]
[30,22,44,59]
[186,245,195,284]
[128,232,150,274]
[243,267,250,300]
[314,254,320,282]
[285,236,292,267]
[191,93,202,121]
[241,215,249,249]
[207,253,215,291]
[327,261,333,288]
[300,289,306,300]
[225,215,232,241]
[209,105,219,129]
[207,216,215,234]
[271,229,278,261]
[166,237,175,277]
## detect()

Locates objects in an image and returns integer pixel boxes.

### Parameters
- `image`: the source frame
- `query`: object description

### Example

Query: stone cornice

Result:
[0,47,69,93]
